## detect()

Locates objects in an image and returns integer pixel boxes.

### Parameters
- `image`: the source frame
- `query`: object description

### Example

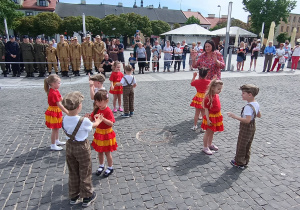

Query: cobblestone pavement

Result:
[0,73,299,210]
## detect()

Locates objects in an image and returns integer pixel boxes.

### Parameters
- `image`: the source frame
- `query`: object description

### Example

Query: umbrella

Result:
[234,28,240,48]
[267,21,275,43]
[290,28,297,48]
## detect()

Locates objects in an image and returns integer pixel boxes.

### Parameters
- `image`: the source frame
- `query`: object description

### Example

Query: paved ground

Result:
[0,54,300,209]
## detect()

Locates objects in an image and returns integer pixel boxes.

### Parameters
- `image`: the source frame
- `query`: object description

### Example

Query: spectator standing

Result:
[163,40,173,72]
[52,39,57,48]
[270,43,285,72]
[145,40,152,71]
[291,42,300,72]
[189,42,198,70]
[218,41,224,55]
[116,39,125,70]
[195,41,204,58]
[136,42,147,74]
[249,39,259,71]
[174,42,183,72]
[108,39,118,62]
[151,40,162,71]
[6,36,20,77]
[181,40,189,70]
[236,42,246,71]
[263,41,276,72]
[280,41,292,70]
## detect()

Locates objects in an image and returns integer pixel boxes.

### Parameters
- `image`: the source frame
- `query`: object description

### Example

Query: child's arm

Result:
[133,83,137,88]
[114,82,122,87]
[89,80,95,100]
[205,108,212,126]
[56,101,69,115]
[92,114,103,128]
[101,116,114,127]
[257,111,261,118]
[110,81,114,90]
[227,112,252,124]
[191,72,197,83]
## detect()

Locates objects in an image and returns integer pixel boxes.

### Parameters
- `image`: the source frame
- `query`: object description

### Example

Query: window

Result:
[288,16,291,22]
[286,26,289,32]
[39,0,47,7]
[298,17,300,23]
[281,26,284,32]
[293,16,296,22]
[26,11,33,16]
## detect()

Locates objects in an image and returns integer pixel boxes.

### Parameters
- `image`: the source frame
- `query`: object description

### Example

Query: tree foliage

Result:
[185,16,200,25]
[0,0,23,32]
[243,0,297,35]
[100,14,122,36]
[34,13,62,36]
[210,18,250,31]
[59,16,82,36]
[150,20,171,36]
[13,16,37,37]
[173,23,181,29]
[276,32,290,43]
[86,16,102,36]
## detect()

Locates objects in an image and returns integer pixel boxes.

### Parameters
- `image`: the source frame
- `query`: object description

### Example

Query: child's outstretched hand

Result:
[110,85,114,90]
[84,113,91,118]
[227,112,236,119]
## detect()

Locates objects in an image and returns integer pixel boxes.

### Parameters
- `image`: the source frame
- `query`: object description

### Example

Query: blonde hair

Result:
[44,74,60,95]
[204,79,223,108]
[125,64,133,72]
[112,61,121,72]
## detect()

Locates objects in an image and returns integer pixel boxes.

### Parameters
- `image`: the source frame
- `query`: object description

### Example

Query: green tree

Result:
[173,23,181,29]
[151,20,171,36]
[100,14,122,36]
[0,0,23,32]
[210,18,251,31]
[34,12,62,36]
[276,32,290,43]
[185,16,200,25]
[59,16,82,36]
[243,0,296,35]
[13,16,37,37]
[86,16,102,36]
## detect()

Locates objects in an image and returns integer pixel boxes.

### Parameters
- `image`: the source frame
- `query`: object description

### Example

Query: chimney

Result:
[117,2,123,7]
[208,14,215,18]
[81,0,86,4]
[158,2,161,9]
[133,0,137,8]
[188,9,191,12]
[141,0,143,7]
[221,15,228,19]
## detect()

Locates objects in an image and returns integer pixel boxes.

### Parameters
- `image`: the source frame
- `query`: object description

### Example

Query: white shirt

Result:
[275,48,285,58]
[195,45,203,56]
[120,75,136,86]
[174,47,182,56]
[242,102,260,120]
[292,46,300,56]
[94,87,105,94]
[63,116,93,141]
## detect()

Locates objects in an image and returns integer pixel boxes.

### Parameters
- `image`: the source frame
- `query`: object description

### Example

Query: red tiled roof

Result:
[22,0,57,11]
[183,11,211,25]
[206,17,227,28]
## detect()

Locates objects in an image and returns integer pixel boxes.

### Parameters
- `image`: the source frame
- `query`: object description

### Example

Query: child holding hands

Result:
[89,73,106,100]
[190,67,210,131]
[201,79,224,155]
[227,84,261,169]
[109,61,124,112]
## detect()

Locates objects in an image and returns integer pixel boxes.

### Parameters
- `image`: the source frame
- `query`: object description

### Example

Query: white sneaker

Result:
[51,144,63,151]
[253,68,256,72]
[191,125,198,131]
[56,139,66,145]
[248,69,251,71]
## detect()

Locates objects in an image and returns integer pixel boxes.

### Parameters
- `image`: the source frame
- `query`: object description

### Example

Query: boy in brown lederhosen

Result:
[227,84,261,169]
[114,65,137,118]
[62,91,102,207]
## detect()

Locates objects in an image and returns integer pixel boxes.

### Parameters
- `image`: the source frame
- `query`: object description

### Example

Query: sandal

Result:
[103,168,114,177]
[96,166,104,176]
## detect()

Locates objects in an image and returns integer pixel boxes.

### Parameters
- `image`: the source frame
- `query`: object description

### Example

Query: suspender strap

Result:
[123,76,135,86]
[241,104,257,119]
[62,117,84,141]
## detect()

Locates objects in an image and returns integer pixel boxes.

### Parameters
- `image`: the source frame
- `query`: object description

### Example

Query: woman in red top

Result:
[190,67,211,131]
[201,79,224,155]
[110,61,124,113]
[192,40,225,80]
[44,75,69,151]
[90,90,117,177]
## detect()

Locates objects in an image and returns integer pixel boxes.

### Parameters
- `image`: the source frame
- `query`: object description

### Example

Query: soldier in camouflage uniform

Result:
[0,38,6,77]
[82,34,94,75]
[94,35,106,73]
[70,37,81,76]
[46,41,58,75]
[20,35,35,77]
[34,37,46,77]
[57,35,70,77]
[42,37,49,73]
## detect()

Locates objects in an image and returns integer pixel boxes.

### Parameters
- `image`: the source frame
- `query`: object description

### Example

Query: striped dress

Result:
[45,88,62,129]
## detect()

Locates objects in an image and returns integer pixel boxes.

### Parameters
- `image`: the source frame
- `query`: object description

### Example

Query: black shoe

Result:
[82,192,97,207]
[89,70,93,75]
[103,168,114,177]
[30,73,35,77]
[77,71,80,76]
[95,166,105,176]
[17,74,20,77]
[4,74,7,77]
[70,195,81,205]
[61,72,65,77]
[65,72,69,77]
[12,74,16,77]
[26,73,30,77]
[86,70,89,75]
[48,72,51,75]
[38,74,44,77]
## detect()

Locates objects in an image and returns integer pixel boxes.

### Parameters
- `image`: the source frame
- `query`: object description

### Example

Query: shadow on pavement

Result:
[201,167,242,193]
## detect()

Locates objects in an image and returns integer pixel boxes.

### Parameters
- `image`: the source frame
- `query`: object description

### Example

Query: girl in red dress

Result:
[109,61,124,113]
[90,90,117,177]
[44,75,69,151]
[201,79,224,155]
[190,67,211,131]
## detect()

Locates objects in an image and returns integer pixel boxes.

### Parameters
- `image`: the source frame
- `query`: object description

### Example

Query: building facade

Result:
[13,0,58,16]
[275,13,300,45]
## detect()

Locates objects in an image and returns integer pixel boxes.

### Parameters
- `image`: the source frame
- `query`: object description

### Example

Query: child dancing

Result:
[227,84,261,169]
[190,67,210,131]
[44,74,69,151]
[90,90,117,177]
[201,79,224,155]
[109,61,124,113]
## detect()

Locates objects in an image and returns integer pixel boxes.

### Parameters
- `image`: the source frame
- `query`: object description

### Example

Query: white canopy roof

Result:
[213,26,257,37]
[161,24,216,36]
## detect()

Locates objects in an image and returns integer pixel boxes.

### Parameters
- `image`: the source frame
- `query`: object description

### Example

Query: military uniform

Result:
[46,46,58,74]
[0,40,5,76]
[57,41,70,77]
[34,42,46,77]
[20,42,34,77]
[82,40,94,74]
[94,40,105,71]
[70,41,81,76]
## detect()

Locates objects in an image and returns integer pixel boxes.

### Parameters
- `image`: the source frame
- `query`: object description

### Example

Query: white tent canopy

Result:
[161,24,216,36]
[212,26,257,37]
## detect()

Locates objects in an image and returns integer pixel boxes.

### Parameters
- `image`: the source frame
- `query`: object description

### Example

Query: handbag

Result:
[279,56,285,64]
